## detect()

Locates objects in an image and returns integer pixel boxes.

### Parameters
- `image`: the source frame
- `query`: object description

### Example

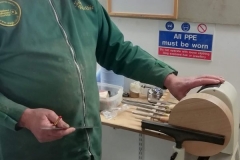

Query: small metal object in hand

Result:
[53,116,62,126]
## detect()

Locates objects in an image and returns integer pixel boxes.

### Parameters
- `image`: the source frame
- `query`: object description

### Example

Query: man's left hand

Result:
[164,74,225,100]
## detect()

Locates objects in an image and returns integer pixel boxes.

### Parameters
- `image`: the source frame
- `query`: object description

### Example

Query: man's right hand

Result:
[18,108,76,143]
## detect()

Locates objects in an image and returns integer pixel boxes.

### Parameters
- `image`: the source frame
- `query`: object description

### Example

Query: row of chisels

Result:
[122,99,176,123]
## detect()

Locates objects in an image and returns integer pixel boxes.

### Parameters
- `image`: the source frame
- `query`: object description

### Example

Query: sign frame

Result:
[107,0,179,20]
[158,21,215,61]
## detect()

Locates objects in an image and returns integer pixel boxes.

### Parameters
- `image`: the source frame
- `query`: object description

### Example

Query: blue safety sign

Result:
[159,21,214,61]
[165,21,174,30]
[159,31,213,51]
[181,22,190,32]
[158,31,213,60]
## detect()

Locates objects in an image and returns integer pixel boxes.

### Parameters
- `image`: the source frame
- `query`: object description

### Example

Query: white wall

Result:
[99,1,240,160]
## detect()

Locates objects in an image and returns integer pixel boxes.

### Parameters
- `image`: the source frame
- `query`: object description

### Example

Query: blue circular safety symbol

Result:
[165,21,174,30]
[181,22,190,31]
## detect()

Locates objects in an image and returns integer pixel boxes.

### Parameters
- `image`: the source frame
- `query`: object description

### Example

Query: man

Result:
[0,0,223,160]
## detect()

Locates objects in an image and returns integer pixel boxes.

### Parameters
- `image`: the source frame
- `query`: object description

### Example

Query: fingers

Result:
[38,128,76,143]
[27,108,76,143]
[46,111,69,128]
[196,75,225,83]
[175,92,187,101]
[189,78,222,89]
[169,75,224,101]
[56,118,70,129]
[45,113,74,137]
[46,111,59,123]
[48,127,76,138]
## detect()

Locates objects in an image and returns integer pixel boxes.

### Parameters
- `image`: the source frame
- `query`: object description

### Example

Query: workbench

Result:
[100,91,175,141]
[100,90,238,160]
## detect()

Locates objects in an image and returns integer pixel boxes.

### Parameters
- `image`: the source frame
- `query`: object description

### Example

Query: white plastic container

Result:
[98,82,123,111]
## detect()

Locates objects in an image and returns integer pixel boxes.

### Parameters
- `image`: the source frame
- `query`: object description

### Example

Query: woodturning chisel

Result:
[122,99,174,111]
[136,107,170,115]
[123,98,176,105]
[132,111,169,123]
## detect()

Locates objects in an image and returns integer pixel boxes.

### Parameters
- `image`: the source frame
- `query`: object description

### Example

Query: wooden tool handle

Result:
[168,104,175,110]
[132,111,169,123]
[159,116,169,123]
[129,90,139,98]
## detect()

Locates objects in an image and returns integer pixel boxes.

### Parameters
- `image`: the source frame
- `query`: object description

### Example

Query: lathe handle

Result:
[197,83,221,93]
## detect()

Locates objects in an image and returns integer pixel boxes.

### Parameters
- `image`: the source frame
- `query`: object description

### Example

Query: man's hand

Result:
[18,108,75,143]
[164,74,225,100]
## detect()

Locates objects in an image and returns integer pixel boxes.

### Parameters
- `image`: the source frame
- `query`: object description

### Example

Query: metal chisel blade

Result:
[122,100,171,112]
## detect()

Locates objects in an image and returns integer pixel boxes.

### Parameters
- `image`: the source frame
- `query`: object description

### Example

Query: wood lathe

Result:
[125,81,239,160]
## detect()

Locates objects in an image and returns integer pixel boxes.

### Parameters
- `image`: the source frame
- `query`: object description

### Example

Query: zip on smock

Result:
[48,0,92,156]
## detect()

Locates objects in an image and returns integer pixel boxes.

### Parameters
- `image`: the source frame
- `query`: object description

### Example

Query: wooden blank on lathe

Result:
[169,93,233,156]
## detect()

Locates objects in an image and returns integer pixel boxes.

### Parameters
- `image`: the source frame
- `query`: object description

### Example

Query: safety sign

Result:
[197,24,207,33]
[181,22,190,32]
[159,21,215,61]
[165,21,174,30]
